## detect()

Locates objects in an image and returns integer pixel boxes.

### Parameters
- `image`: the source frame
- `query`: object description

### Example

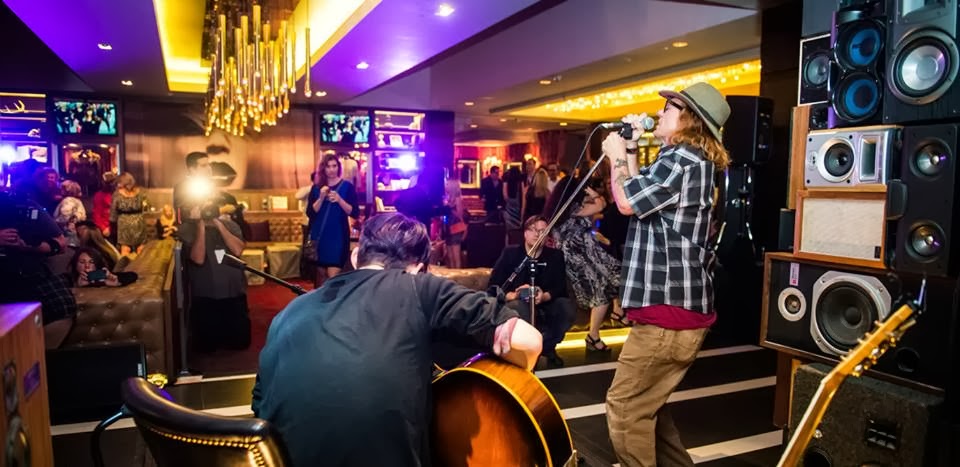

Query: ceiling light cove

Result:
[508,59,762,122]
[97,43,112,50]
[436,4,455,17]
[121,80,133,86]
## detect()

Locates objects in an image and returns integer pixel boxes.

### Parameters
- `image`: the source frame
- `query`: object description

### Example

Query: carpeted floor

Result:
[188,278,314,376]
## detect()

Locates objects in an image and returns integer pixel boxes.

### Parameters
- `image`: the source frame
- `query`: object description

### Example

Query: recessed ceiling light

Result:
[356,61,370,70]
[469,123,478,128]
[436,4,455,17]
[538,79,552,85]
[98,43,112,50]
[559,122,568,126]
[120,80,133,86]
[672,41,689,48]
[499,118,508,122]
[464,101,475,106]
[316,91,327,97]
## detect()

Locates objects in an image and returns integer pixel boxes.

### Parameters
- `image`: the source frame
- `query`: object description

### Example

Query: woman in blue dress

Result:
[307,153,358,287]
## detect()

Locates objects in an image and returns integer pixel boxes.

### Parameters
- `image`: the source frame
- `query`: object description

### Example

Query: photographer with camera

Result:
[178,190,250,353]
[0,190,77,349]
[488,215,576,369]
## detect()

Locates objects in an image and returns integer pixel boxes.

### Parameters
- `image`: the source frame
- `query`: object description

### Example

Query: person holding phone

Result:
[69,247,137,288]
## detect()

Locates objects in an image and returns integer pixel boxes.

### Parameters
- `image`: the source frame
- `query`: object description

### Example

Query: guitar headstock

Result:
[834,303,917,378]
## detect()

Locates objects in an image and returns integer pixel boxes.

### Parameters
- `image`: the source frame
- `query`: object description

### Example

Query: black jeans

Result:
[506,297,576,355]
[189,294,251,352]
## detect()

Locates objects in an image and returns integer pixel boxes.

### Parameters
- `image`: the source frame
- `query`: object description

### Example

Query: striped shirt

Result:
[619,144,717,314]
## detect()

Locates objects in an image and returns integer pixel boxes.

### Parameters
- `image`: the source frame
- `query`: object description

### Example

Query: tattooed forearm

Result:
[613,158,628,169]
[615,174,628,185]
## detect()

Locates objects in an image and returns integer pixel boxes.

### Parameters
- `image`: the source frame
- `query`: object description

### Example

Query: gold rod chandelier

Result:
[204,1,300,136]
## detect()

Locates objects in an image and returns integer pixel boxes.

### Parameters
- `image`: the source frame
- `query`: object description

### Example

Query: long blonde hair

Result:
[670,109,730,171]
[530,168,550,198]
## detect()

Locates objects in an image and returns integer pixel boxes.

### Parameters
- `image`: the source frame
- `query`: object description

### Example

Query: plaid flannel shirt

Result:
[619,144,717,314]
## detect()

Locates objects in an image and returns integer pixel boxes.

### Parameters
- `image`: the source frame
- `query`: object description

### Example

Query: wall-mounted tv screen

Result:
[51,99,118,136]
[319,111,370,144]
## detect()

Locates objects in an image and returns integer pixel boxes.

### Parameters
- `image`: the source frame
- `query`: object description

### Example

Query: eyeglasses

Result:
[526,228,547,235]
[663,100,685,113]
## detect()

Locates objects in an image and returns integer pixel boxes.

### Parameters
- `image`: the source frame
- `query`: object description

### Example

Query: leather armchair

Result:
[122,377,291,467]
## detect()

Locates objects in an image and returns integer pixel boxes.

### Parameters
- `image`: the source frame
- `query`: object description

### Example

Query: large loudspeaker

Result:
[46,342,145,425]
[761,253,957,391]
[723,96,774,165]
[883,0,960,124]
[828,1,887,127]
[798,33,832,105]
[886,123,960,277]
[789,363,944,467]
[803,125,900,188]
[802,0,839,38]
[0,304,52,466]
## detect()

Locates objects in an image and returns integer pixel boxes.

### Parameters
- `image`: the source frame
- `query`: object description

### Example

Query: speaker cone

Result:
[811,272,891,355]
[907,223,945,259]
[836,20,883,70]
[889,30,959,105]
[832,72,881,123]
[819,139,855,181]
[804,52,831,88]
[912,141,951,178]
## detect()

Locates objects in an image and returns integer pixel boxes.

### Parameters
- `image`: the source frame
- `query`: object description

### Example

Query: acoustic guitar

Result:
[777,300,920,466]
[431,353,577,466]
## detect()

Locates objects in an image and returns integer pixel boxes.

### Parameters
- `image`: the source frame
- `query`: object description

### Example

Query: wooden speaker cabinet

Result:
[794,188,888,269]
[0,303,53,467]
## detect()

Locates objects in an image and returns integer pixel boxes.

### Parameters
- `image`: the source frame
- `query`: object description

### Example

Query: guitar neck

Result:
[777,379,842,467]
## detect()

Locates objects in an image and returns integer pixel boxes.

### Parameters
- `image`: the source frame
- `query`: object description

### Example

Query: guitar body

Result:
[431,354,574,467]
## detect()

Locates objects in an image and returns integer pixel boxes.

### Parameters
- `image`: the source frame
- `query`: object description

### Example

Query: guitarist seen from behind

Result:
[252,212,543,467]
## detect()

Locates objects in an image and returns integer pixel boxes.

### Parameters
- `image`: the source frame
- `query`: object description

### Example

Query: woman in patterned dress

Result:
[110,172,146,256]
[545,176,626,352]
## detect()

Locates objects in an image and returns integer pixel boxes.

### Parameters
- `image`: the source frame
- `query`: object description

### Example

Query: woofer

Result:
[821,139,855,181]
[810,271,891,355]
[888,30,959,105]
[835,19,884,70]
[832,72,882,123]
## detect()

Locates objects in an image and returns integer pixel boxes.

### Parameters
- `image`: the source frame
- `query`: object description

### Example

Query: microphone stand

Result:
[220,253,308,296]
[500,151,610,325]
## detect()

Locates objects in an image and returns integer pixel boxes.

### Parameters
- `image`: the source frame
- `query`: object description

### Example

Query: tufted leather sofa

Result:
[428,266,625,332]
[65,238,176,376]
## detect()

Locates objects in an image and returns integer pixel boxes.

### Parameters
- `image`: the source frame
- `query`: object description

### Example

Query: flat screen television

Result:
[51,99,119,136]
[319,111,370,144]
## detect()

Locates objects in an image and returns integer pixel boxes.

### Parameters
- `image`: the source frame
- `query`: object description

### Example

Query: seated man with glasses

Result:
[489,215,577,368]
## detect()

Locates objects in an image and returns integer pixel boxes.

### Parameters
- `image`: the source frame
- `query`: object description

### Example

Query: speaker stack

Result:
[770,0,960,463]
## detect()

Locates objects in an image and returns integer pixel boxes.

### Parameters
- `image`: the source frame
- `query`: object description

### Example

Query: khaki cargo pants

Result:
[606,324,708,466]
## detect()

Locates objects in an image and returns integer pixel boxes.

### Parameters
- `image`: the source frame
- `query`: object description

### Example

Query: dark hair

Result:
[185,152,208,168]
[523,214,548,231]
[543,176,587,227]
[70,247,108,285]
[357,213,430,269]
[318,153,342,186]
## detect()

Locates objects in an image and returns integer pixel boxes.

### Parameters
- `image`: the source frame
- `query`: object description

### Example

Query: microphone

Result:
[599,116,656,132]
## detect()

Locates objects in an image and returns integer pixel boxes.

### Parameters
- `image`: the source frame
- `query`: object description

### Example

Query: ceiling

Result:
[3,0,766,145]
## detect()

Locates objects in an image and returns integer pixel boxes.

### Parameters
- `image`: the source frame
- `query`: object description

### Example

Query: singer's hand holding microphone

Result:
[601,113,654,158]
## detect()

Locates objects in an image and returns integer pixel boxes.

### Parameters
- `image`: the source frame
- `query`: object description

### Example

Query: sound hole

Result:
[823,143,855,178]
[804,53,831,88]
[908,223,945,258]
[833,72,880,122]
[837,21,883,69]
[912,142,950,177]
[816,283,878,350]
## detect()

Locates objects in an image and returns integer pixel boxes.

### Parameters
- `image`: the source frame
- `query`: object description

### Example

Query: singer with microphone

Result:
[601,82,732,467]
[307,153,359,287]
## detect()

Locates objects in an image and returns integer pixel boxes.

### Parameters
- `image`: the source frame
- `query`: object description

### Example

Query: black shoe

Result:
[545,353,564,368]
